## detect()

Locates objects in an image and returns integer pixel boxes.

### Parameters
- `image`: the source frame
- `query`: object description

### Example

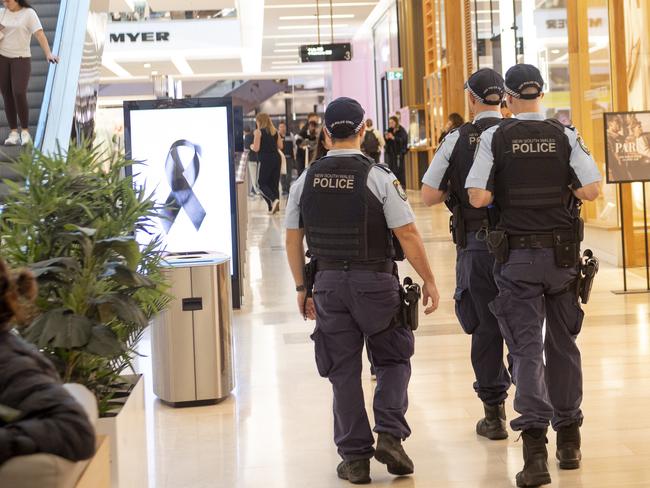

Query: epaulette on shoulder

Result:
[375,163,391,174]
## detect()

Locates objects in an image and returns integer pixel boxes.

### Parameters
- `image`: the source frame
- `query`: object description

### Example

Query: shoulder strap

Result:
[544,118,568,135]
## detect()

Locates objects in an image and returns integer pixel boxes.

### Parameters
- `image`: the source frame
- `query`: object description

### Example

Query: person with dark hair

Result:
[296,113,320,175]
[313,127,331,161]
[278,121,296,194]
[0,259,96,466]
[361,118,384,164]
[285,97,440,484]
[0,0,59,146]
[438,112,465,143]
[384,115,408,187]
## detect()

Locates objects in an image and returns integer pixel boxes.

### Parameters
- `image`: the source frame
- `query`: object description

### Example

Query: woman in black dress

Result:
[251,113,283,214]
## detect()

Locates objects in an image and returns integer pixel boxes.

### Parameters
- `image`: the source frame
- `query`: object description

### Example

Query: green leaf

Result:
[23,309,93,349]
[94,237,140,271]
[90,293,149,327]
[103,264,155,288]
[62,224,97,237]
[85,325,123,357]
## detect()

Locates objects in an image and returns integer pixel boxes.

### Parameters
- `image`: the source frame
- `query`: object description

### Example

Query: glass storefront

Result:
[373,4,401,131]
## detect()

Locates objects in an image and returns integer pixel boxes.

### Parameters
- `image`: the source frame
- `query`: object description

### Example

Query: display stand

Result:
[612,182,650,295]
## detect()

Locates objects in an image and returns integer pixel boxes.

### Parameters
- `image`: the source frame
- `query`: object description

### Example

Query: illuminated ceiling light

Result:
[151,70,159,75]
[143,63,151,68]
[278,24,349,30]
[172,55,194,76]
[266,2,377,8]
[551,49,561,54]
[102,57,132,78]
[279,14,355,20]
[265,33,345,39]
[276,41,307,46]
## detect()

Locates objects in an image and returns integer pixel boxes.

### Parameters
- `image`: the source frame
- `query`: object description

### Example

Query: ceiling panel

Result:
[109,0,135,12]
[119,60,180,77]
[148,0,235,10]
[188,58,243,74]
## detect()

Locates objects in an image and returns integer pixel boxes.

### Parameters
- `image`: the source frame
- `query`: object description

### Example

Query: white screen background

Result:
[129,106,234,260]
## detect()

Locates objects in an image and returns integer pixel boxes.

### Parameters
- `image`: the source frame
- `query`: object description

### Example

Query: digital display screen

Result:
[300,43,352,62]
[124,101,237,276]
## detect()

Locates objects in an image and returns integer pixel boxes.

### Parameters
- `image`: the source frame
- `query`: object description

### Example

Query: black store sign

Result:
[300,43,352,63]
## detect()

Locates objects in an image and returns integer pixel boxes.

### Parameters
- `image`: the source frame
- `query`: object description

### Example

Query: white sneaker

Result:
[271,199,280,214]
[20,130,32,146]
[4,131,20,145]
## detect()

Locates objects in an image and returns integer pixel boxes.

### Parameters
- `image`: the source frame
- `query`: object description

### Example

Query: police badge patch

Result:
[393,180,408,201]
[577,136,591,155]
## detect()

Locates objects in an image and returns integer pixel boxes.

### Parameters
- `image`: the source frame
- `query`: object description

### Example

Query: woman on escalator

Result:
[0,0,59,146]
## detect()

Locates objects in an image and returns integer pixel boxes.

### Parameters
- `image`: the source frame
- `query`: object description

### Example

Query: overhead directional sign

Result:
[300,43,352,63]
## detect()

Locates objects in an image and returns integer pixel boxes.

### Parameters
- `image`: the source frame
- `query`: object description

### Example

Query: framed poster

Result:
[604,111,650,183]
[123,97,240,307]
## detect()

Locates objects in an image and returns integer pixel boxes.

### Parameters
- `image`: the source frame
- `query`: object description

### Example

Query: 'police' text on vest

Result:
[313,173,356,190]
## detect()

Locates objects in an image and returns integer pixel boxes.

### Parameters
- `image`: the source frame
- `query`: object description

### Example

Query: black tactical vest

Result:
[300,154,394,262]
[447,118,501,223]
[491,118,575,234]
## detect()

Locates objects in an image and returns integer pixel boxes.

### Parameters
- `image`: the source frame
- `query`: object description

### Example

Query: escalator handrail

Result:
[34,0,69,151]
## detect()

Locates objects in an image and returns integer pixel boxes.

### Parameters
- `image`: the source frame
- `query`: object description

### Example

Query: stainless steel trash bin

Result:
[152,252,235,406]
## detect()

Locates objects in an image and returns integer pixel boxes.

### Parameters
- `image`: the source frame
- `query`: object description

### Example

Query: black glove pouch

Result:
[486,230,509,264]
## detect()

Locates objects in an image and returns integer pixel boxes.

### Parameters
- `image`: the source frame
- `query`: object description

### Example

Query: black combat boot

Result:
[476,402,508,440]
[336,459,371,484]
[374,433,414,476]
[556,423,581,470]
[515,428,552,487]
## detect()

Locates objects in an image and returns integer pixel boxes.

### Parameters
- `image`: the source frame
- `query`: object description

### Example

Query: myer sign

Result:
[110,32,170,43]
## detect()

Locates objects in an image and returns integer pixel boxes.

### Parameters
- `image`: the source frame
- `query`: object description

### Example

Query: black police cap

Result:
[324,97,365,139]
[465,68,505,105]
[504,64,545,100]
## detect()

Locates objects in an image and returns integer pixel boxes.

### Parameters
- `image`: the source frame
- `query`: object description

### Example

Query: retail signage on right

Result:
[300,43,352,63]
[604,111,650,183]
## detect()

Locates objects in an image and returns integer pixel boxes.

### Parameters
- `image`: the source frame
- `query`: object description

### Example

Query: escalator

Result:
[0,0,60,199]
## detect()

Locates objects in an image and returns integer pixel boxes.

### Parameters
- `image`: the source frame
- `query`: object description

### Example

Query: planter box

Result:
[96,375,148,488]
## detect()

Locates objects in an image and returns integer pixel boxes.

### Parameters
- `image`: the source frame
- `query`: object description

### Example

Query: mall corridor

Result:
[139,193,650,488]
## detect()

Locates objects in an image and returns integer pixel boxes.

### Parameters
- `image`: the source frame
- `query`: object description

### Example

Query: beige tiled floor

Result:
[138,193,650,488]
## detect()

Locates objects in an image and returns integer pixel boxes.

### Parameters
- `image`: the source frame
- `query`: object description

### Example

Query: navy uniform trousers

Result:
[455,232,511,405]
[311,269,414,461]
[490,249,584,432]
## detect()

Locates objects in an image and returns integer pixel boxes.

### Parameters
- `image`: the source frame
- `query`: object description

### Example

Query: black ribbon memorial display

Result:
[160,139,206,233]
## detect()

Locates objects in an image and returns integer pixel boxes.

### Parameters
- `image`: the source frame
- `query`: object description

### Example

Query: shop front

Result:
[422,0,650,271]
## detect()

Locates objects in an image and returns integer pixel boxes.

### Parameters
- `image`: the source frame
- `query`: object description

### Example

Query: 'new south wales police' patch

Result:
[393,180,407,201]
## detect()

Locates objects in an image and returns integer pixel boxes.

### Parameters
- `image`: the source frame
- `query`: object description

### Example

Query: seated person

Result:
[0,260,95,466]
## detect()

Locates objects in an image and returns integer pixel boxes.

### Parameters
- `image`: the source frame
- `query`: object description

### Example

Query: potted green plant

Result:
[0,144,170,487]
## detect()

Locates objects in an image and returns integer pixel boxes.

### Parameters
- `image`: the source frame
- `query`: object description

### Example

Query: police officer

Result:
[285,97,440,485]
[421,68,511,440]
[466,64,601,487]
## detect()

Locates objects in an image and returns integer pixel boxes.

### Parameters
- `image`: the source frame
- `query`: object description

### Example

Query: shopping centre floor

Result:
[139,193,650,488]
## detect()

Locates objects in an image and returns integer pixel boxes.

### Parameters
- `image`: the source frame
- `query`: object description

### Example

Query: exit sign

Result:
[387,68,404,81]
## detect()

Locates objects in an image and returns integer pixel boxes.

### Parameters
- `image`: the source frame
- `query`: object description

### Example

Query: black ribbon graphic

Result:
[160,139,206,233]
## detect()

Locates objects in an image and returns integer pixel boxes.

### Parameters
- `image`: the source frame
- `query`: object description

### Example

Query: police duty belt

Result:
[160,139,207,233]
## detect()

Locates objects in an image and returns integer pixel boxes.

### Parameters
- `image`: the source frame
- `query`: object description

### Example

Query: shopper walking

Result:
[466,64,602,487]
[251,113,283,214]
[361,118,384,164]
[0,0,59,146]
[244,126,259,195]
[278,121,295,195]
[384,116,408,187]
[296,113,319,175]
[285,97,440,484]
[421,68,511,441]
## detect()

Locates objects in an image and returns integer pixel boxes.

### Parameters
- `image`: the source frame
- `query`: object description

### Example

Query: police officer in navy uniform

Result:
[466,64,602,487]
[285,97,440,484]
[421,68,511,440]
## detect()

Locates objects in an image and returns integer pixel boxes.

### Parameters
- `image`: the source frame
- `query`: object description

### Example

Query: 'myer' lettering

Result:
[110,32,170,43]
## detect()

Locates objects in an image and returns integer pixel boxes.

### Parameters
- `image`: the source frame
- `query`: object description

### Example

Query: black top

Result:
[385,126,408,156]
[259,129,279,154]
[0,332,96,465]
